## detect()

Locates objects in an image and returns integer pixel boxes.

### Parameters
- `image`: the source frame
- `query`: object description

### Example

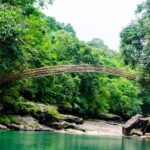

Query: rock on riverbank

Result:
[122,114,150,138]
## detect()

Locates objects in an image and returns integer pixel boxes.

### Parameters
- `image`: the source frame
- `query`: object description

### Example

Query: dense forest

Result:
[0,0,149,126]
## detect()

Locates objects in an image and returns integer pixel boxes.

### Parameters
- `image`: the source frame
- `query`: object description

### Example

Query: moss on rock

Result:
[0,114,20,125]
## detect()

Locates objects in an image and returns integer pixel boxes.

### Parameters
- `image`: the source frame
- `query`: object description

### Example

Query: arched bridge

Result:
[0,64,137,85]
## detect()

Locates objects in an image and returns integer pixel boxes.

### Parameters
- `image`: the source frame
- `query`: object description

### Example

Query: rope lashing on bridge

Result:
[0,64,137,85]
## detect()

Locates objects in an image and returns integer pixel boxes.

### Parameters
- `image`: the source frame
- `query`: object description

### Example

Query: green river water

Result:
[0,131,150,150]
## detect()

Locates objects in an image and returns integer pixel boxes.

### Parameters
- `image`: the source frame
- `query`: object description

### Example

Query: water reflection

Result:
[0,131,150,150]
[122,136,150,150]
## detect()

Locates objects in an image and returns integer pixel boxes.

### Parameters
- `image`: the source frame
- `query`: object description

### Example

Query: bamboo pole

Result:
[0,65,137,84]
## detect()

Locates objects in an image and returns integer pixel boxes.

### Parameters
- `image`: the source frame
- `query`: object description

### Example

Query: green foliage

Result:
[106,78,141,117]
[0,0,54,7]
[0,7,24,72]
[13,100,61,120]
[47,108,61,118]
[0,0,142,120]
[120,23,143,67]
[120,0,150,114]
[0,114,20,125]
[88,38,109,50]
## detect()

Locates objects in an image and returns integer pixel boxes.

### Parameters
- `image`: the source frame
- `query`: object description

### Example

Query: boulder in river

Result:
[122,114,150,136]
[122,114,143,136]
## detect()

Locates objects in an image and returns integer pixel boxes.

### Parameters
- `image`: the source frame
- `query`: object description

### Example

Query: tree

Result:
[0,0,54,7]
[0,7,25,73]
[88,38,109,50]
[120,0,150,114]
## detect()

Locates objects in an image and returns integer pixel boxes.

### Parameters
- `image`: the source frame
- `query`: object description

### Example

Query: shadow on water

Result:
[0,131,150,150]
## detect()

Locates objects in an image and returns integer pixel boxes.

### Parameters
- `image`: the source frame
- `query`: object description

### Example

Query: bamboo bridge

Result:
[0,64,137,85]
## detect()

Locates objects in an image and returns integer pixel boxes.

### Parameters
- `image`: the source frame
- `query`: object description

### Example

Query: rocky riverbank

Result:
[0,100,85,132]
[0,100,124,136]
[1,114,150,139]
[0,115,84,131]
[0,115,123,136]
[0,100,149,138]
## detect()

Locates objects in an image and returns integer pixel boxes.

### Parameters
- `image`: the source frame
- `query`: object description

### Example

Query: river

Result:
[0,131,150,150]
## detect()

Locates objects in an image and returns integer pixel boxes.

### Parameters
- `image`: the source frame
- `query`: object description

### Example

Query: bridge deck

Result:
[0,65,137,84]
